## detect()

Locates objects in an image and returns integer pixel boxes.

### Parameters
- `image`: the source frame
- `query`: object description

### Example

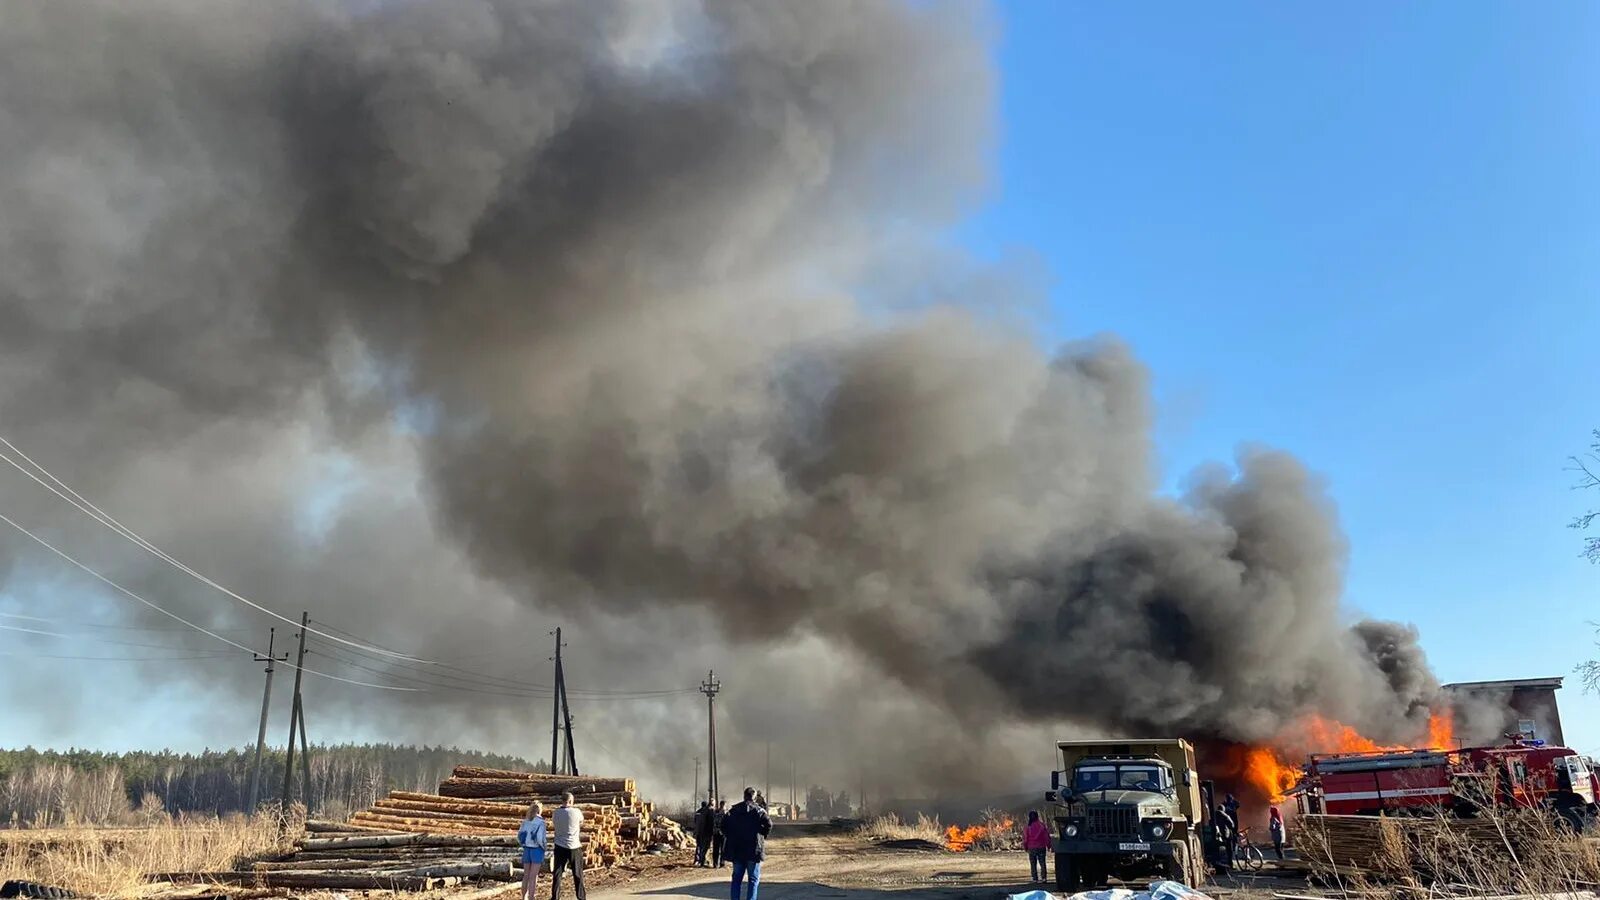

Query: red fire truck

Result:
[1293,742,1592,817]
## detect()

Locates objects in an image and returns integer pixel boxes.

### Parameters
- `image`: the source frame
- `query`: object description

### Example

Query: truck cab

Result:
[1046,739,1206,890]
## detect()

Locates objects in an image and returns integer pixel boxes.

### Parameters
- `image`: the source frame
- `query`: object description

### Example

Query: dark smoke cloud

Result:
[0,0,1448,797]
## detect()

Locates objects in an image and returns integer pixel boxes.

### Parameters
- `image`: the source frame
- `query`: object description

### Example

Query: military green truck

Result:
[1045,738,1207,890]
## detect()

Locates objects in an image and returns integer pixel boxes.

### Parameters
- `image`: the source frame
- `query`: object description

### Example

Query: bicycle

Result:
[1231,827,1265,872]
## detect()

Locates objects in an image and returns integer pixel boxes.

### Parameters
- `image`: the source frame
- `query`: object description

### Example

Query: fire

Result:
[945,817,1014,852]
[1243,746,1300,804]
[1240,709,1456,803]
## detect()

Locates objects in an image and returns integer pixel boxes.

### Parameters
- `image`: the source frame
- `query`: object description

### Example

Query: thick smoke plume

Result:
[0,0,1448,796]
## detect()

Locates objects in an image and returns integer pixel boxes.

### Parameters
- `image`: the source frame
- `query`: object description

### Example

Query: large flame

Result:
[1241,710,1456,803]
[945,817,1014,852]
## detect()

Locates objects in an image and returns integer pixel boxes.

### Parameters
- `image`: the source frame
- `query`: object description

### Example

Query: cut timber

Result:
[153,872,466,890]
[439,777,631,798]
[300,833,518,851]
[452,766,633,788]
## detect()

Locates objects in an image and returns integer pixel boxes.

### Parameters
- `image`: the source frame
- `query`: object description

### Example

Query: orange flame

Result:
[945,817,1014,851]
[1241,710,1456,803]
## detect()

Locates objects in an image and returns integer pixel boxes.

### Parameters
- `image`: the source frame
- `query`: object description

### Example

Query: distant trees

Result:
[1575,430,1599,563]
[0,744,544,826]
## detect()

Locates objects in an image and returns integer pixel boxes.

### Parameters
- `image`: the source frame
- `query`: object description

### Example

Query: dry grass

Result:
[856,813,945,844]
[0,813,293,897]
[1299,805,1600,899]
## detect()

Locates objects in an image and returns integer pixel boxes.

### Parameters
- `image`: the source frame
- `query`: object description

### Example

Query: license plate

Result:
[1117,842,1151,851]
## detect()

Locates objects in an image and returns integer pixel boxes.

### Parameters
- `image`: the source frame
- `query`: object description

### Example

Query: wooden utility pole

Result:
[699,670,721,803]
[765,742,771,806]
[558,655,578,776]
[549,628,562,775]
[281,611,309,814]
[790,759,796,821]
[247,628,287,816]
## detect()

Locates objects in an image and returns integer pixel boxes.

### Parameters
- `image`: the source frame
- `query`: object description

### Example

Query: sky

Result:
[965,3,1599,749]
[0,0,1595,775]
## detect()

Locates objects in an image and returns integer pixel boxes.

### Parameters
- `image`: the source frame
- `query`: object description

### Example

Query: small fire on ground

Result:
[1241,709,1456,803]
[945,818,1013,851]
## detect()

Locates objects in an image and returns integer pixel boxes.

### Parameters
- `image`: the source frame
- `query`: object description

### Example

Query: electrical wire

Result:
[310,617,698,696]
[308,637,698,701]
[0,509,420,692]
[0,436,432,662]
[0,620,245,652]
[0,650,233,662]
[0,611,256,634]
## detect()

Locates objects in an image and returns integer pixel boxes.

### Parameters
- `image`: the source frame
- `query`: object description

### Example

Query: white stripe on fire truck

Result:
[1322,787,1453,801]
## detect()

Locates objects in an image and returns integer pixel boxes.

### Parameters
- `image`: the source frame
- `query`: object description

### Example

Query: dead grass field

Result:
[0,816,290,897]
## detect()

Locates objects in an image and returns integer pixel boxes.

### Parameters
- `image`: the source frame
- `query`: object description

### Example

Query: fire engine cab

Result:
[1293,742,1592,817]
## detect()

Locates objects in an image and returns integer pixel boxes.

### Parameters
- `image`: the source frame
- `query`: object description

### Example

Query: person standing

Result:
[712,800,728,869]
[1023,810,1050,882]
[1268,806,1285,860]
[1223,794,1242,856]
[517,801,547,900]
[721,787,772,900]
[551,792,587,900]
[693,801,713,867]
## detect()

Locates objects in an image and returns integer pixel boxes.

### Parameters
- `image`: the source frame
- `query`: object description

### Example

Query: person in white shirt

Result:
[551,792,587,900]
[517,800,547,900]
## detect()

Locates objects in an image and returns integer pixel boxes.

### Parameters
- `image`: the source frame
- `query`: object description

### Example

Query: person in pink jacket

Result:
[1023,810,1051,882]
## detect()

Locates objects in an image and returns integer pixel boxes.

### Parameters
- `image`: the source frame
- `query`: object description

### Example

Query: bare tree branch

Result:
[1571,430,1600,563]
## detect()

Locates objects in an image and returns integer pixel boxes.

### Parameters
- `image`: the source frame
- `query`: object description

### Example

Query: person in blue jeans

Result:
[720,787,772,900]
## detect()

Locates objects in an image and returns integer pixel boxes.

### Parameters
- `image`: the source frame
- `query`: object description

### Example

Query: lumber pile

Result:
[1293,813,1600,888]
[196,766,692,892]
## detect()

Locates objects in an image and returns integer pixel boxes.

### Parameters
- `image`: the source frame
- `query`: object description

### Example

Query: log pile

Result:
[192,766,693,892]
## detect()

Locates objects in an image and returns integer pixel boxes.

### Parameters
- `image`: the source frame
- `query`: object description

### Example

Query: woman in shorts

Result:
[518,800,547,900]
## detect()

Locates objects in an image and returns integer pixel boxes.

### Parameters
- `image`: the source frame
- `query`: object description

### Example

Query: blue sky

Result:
[968,3,1599,748]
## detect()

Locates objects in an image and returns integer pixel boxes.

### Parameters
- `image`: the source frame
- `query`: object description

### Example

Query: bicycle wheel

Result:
[1239,844,1265,872]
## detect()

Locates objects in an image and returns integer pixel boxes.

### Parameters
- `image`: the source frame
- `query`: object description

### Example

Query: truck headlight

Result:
[1064,824,1079,837]
[1145,822,1167,840]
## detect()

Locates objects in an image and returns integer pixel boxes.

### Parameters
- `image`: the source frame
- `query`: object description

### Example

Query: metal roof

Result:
[1442,677,1564,692]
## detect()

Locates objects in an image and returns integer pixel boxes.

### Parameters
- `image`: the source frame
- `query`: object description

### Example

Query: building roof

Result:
[1442,677,1564,692]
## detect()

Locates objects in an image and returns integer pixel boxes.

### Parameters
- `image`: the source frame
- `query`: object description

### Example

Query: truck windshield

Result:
[1072,764,1168,793]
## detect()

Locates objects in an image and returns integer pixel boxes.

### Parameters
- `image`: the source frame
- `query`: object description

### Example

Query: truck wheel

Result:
[1078,856,1105,887]
[1055,854,1078,893]
[1163,845,1187,883]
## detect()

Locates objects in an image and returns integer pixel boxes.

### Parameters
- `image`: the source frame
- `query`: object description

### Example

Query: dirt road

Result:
[593,825,1312,900]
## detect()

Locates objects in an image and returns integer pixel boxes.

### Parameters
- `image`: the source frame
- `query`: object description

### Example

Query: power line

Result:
[0,509,419,692]
[0,620,245,651]
[308,637,697,701]
[0,611,256,634]
[310,617,697,696]
[0,436,431,662]
[0,649,232,661]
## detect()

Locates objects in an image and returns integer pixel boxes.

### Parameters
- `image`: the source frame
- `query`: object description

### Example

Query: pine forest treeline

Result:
[0,745,545,827]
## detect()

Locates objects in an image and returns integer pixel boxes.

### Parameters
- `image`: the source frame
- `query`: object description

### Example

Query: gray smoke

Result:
[0,0,1447,796]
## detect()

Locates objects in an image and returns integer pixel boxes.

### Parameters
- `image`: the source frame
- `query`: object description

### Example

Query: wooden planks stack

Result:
[1293,813,1600,888]
[202,766,693,892]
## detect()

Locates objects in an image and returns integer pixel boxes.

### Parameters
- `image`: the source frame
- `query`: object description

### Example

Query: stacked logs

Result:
[201,766,693,892]
[1293,812,1600,887]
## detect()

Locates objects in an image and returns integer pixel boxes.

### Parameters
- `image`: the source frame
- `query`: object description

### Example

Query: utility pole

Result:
[693,757,701,808]
[247,628,288,816]
[549,628,562,775]
[790,759,796,821]
[765,741,771,806]
[699,670,721,804]
[281,611,309,816]
[559,655,578,776]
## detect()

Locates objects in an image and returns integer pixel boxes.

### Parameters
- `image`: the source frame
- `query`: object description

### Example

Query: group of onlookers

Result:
[516,792,589,900]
